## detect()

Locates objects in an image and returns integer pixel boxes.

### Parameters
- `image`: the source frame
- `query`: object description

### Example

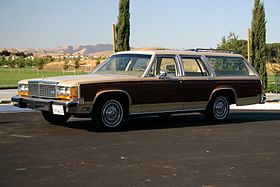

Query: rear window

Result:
[206,56,255,77]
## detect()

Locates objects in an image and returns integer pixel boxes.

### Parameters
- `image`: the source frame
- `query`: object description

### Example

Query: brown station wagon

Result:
[12,50,264,131]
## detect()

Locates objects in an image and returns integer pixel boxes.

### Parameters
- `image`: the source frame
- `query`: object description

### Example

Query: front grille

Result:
[28,83,56,98]
[40,84,56,98]
[28,84,39,96]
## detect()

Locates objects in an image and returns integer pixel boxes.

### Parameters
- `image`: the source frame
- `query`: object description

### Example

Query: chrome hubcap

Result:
[101,100,123,127]
[213,97,228,119]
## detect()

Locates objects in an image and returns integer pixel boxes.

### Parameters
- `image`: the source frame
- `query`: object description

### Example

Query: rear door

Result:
[180,55,214,110]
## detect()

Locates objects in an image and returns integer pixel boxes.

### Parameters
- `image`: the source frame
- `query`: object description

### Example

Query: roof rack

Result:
[194,48,239,54]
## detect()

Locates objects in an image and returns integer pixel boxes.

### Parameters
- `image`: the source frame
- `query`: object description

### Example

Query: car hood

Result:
[20,74,141,86]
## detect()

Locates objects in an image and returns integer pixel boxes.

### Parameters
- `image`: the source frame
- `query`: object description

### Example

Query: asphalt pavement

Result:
[0,111,280,187]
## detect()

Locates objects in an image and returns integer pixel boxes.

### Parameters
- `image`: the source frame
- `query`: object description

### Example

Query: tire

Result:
[92,99,126,131]
[41,111,71,124]
[206,95,229,121]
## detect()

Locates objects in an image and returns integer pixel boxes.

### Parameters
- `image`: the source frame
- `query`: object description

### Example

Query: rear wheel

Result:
[206,95,229,121]
[41,111,71,124]
[92,99,126,131]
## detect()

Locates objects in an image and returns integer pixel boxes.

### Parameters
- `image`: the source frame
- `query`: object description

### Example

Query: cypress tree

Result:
[251,0,267,90]
[115,0,130,52]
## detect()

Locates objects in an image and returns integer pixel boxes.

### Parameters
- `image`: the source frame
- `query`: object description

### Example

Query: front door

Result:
[140,55,184,113]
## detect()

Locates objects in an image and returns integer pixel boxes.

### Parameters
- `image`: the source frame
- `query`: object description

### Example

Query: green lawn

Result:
[0,68,86,88]
[267,74,279,93]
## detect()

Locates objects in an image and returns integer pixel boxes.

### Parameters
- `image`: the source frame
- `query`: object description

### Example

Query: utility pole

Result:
[112,24,116,52]
[247,28,251,63]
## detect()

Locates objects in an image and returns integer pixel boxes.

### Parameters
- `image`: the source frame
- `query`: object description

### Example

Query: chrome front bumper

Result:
[11,95,79,114]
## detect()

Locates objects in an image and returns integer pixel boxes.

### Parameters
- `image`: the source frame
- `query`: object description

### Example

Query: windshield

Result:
[92,54,152,77]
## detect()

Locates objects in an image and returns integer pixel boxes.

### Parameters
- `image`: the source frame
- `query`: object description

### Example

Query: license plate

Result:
[52,105,64,115]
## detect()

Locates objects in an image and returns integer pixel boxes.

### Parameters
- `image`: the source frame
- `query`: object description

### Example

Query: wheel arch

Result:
[208,87,237,105]
[92,90,132,115]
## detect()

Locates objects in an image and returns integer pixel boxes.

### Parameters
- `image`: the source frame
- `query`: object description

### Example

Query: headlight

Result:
[57,86,77,100]
[18,84,29,96]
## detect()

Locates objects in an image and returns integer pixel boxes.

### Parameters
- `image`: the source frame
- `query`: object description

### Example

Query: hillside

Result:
[50,44,113,55]
[1,44,113,56]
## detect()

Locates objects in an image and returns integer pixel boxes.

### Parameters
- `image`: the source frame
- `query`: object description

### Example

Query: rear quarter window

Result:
[206,56,256,77]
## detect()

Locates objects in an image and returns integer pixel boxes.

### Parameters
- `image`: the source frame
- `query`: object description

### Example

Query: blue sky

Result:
[0,0,279,49]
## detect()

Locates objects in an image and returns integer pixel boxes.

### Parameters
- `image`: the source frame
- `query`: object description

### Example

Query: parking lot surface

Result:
[0,111,280,187]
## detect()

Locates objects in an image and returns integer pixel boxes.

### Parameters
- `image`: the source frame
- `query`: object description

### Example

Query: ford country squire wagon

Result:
[12,50,263,131]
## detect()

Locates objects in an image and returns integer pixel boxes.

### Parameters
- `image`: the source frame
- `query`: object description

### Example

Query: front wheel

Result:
[206,96,229,121]
[92,99,126,131]
[41,111,71,124]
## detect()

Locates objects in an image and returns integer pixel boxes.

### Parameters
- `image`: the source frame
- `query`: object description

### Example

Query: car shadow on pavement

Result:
[63,110,280,132]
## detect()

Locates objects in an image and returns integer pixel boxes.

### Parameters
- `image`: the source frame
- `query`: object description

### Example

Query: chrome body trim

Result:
[141,102,184,113]
[175,54,184,77]
[209,87,238,103]
[28,80,58,84]
[200,55,216,77]
[184,101,208,110]
[130,105,141,114]
[130,108,205,116]
[131,101,209,115]
[212,76,260,81]
[142,53,156,78]
[92,90,132,105]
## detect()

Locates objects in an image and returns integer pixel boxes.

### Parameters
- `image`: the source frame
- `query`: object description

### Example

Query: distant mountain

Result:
[1,44,113,56]
[51,44,113,55]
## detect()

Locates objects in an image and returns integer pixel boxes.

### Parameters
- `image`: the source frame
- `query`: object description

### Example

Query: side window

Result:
[181,57,208,76]
[206,56,255,76]
[149,57,179,77]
